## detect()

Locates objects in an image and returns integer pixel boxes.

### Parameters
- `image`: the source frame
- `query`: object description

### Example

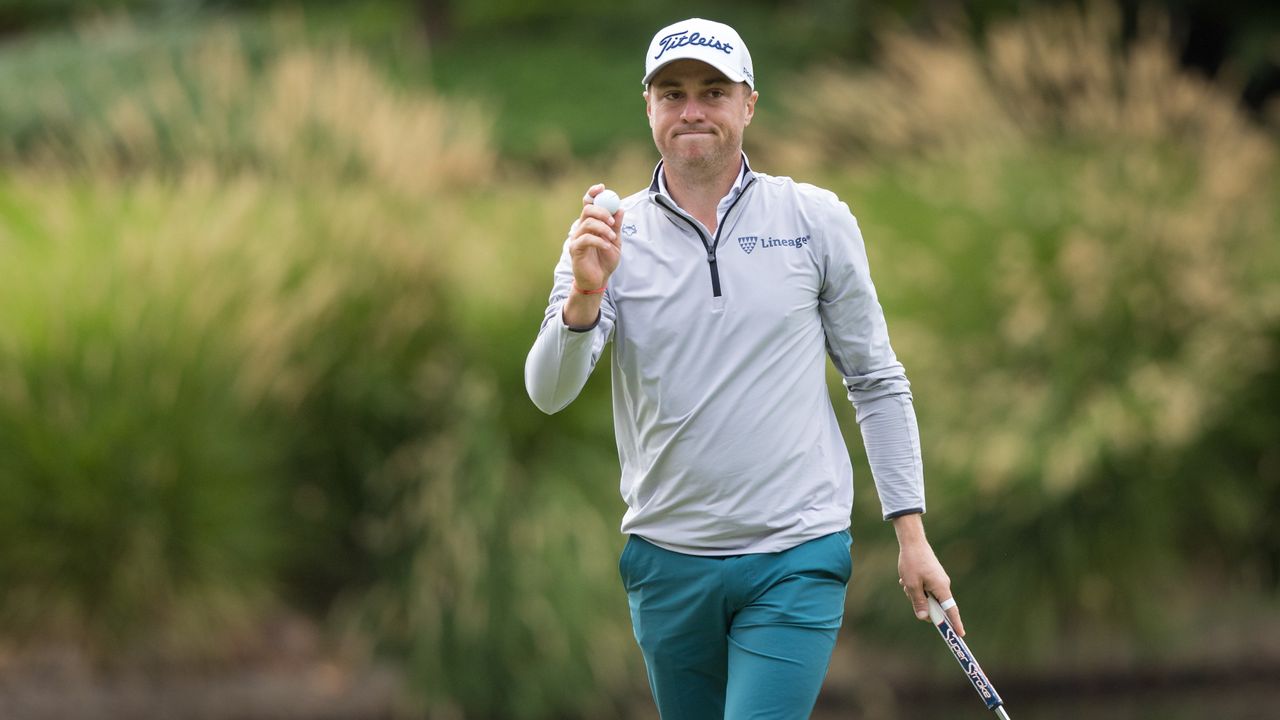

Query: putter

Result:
[927,595,1011,719]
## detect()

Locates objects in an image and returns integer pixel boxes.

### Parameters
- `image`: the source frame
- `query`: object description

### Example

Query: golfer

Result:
[525,17,963,719]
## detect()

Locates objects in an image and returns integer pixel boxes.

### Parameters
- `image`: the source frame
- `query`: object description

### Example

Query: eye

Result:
[707,88,725,99]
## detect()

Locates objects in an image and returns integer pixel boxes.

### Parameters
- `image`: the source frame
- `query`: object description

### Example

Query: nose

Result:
[679,97,705,122]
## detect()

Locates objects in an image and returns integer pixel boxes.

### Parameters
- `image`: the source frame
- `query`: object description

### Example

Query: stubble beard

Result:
[660,127,742,185]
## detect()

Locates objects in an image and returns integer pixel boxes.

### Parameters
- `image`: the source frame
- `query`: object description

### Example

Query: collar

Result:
[648,153,754,212]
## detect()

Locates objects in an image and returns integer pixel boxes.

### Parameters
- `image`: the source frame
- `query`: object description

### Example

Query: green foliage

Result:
[763,2,1280,664]
[426,0,877,162]
[0,1,1277,716]
[0,20,641,713]
[0,175,281,656]
[0,19,492,192]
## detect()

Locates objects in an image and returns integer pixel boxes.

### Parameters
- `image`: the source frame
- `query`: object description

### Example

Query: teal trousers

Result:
[619,530,852,720]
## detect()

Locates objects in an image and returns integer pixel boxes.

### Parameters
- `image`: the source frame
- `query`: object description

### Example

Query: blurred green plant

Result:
[0,19,492,195]
[0,18,643,714]
[763,2,1280,665]
[0,1,1277,717]
[0,176,281,658]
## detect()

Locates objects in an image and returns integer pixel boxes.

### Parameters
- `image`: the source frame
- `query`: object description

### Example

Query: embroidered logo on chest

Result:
[738,234,810,254]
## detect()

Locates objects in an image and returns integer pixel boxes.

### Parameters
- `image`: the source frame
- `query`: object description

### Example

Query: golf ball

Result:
[594,189,621,214]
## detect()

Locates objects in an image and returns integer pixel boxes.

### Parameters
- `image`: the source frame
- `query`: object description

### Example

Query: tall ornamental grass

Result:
[0,173,280,658]
[0,20,641,718]
[0,19,493,195]
[0,2,1277,716]
[762,3,1279,665]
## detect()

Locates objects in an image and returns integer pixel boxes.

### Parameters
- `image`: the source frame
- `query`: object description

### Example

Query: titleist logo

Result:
[654,31,734,60]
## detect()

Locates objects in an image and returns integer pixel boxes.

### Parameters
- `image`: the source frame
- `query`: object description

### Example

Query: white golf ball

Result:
[593,189,621,214]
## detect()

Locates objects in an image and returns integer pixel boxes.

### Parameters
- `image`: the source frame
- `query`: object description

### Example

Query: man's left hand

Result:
[892,513,965,636]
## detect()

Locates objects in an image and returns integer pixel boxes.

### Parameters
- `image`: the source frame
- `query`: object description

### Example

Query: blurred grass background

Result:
[0,0,1277,718]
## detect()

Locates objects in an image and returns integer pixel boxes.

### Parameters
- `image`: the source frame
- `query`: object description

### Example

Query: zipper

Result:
[656,178,755,298]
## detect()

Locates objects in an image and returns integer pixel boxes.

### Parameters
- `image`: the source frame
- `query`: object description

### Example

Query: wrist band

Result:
[574,282,606,295]
[939,597,957,611]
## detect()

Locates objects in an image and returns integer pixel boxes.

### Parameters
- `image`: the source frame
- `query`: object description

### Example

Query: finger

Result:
[581,184,606,206]
[575,218,617,244]
[948,606,965,636]
[580,204,616,227]
[929,592,965,637]
[572,235,619,259]
[904,582,929,621]
[575,215,616,239]
[943,599,965,637]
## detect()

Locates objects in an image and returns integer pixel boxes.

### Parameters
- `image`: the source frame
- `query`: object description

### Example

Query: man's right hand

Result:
[563,184,624,328]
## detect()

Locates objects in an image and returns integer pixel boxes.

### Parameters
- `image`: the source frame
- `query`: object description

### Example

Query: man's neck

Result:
[663,156,742,235]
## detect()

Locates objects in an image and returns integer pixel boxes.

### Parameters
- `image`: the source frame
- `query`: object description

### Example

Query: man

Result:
[525,17,963,719]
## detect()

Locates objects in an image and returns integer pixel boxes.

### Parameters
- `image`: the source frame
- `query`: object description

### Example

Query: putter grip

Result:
[927,596,1004,711]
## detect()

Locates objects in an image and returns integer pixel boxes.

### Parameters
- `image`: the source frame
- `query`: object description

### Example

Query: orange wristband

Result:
[573,282,606,295]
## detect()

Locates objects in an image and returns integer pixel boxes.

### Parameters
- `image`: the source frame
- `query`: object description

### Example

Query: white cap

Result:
[642,18,754,89]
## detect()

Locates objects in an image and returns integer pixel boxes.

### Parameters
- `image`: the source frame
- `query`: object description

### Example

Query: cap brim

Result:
[642,56,748,87]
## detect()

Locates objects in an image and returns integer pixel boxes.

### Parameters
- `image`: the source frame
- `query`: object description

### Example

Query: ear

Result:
[644,89,655,128]
[743,89,758,126]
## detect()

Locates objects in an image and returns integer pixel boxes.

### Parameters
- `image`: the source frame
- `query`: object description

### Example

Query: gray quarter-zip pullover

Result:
[526,158,925,555]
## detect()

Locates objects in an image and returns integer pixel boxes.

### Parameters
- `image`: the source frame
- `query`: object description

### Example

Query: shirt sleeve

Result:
[524,235,616,414]
[816,196,926,519]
